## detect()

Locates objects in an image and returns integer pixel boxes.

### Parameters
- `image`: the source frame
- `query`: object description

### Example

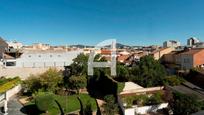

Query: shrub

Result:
[103,95,119,115]
[69,75,87,93]
[146,92,163,105]
[164,75,184,86]
[0,77,21,93]
[84,101,93,115]
[117,82,125,94]
[35,92,55,112]
[170,92,203,115]
[23,68,63,94]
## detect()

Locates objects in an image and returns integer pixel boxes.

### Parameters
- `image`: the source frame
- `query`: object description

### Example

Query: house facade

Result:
[151,47,174,60]
[162,48,204,69]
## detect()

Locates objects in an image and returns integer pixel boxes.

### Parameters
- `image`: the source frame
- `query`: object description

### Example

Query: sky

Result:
[0,0,204,46]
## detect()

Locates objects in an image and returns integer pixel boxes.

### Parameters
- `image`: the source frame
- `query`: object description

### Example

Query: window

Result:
[28,55,31,58]
[184,58,189,63]
[6,62,16,66]
[50,55,52,57]
[58,55,61,57]
[38,55,41,57]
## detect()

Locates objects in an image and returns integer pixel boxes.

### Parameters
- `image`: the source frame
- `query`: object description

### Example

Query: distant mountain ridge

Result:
[69,43,132,49]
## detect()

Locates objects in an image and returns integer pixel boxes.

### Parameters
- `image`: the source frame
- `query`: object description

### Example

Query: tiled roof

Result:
[3,53,15,59]
[180,49,204,55]
[117,55,129,62]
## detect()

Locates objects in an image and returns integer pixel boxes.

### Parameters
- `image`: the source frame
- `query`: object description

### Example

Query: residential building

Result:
[163,40,180,48]
[31,43,50,50]
[151,47,174,60]
[163,48,204,69]
[195,42,204,48]
[187,37,200,47]
[7,41,23,49]
[179,48,204,69]
[0,37,8,59]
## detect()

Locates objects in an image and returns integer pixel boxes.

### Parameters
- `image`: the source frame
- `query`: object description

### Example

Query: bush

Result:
[35,92,55,112]
[117,82,125,94]
[103,95,119,115]
[0,77,21,93]
[84,101,93,115]
[170,92,203,115]
[146,92,163,105]
[69,75,87,93]
[23,68,63,94]
[164,75,184,86]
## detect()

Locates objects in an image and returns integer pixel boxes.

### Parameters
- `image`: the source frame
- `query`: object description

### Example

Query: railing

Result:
[0,93,5,102]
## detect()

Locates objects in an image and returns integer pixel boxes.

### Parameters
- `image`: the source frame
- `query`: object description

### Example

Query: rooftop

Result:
[122,82,143,92]
[180,48,204,55]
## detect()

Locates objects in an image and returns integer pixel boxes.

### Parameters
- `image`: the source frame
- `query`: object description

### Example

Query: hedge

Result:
[0,77,21,93]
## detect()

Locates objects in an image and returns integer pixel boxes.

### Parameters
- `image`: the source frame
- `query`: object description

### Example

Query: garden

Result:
[120,91,165,108]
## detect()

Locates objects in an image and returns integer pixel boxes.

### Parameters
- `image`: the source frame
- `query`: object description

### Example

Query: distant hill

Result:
[69,43,131,49]
[69,44,94,48]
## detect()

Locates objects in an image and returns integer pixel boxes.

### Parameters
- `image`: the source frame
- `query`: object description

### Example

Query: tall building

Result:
[187,37,200,47]
[163,40,180,48]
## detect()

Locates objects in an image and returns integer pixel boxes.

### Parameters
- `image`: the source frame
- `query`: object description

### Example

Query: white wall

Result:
[6,84,22,100]
[124,108,135,115]
[121,103,168,115]
[12,50,83,68]
[136,103,168,114]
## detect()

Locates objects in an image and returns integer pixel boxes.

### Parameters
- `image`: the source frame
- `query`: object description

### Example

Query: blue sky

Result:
[0,0,204,46]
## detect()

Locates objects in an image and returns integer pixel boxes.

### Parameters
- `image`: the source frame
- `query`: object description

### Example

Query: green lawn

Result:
[54,93,97,113]
[25,93,97,115]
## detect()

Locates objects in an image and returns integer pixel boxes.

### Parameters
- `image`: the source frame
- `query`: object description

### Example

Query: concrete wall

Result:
[6,84,21,100]
[4,50,82,68]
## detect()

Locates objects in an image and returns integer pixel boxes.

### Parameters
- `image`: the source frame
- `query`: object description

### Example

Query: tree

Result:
[170,92,203,115]
[164,75,185,86]
[115,64,129,82]
[39,68,63,92]
[70,53,89,75]
[69,75,87,94]
[23,68,63,93]
[131,55,167,87]
[63,66,72,91]
[102,95,119,115]
[23,75,42,93]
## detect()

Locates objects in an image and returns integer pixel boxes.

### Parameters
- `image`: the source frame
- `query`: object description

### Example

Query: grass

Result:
[25,93,97,115]
[117,82,125,93]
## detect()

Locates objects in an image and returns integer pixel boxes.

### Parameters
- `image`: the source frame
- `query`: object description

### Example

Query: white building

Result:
[7,41,23,49]
[3,50,82,68]
[32,43,50,50]
[187,37,200,47]
[163,40,180,48]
